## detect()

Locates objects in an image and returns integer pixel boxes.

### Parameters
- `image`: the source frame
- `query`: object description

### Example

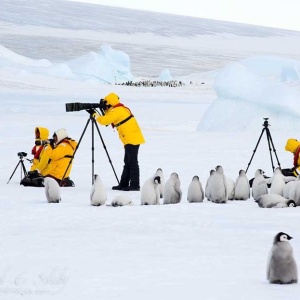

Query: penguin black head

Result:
[193,175,199,180]
[274,232,293,244]
[154,176,161,184]
[287,200,296,207]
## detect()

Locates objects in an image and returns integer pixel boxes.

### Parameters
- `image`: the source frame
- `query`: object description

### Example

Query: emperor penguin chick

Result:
[205,169,215,201]
[209,165,227,204]
[270,167,296,196]
[44,177,61,203]
[255,194,296,208]
[141,175,161,205]
[154,168,165,198]
[267,232,298,284]
[234,170,250,200]
[111,195,133,207]
[90,174,107,206]
[252,169,269,201]
[163,172,182,204]
[187,175,204,203]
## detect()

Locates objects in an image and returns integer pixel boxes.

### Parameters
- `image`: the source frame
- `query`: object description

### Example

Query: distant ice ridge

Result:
[0,44,134,84]
[197,56,300,132]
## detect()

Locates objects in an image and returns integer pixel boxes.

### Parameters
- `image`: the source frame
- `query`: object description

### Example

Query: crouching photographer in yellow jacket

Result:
[92,93,145,191]
[27,128,77,187]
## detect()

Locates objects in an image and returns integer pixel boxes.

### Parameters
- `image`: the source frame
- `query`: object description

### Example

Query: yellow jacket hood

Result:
[285,138,300,153]
[104,93,120,106]
[35,127,49,140]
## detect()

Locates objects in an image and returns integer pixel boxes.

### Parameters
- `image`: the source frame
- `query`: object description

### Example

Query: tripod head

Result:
[17,152,27,159]
[263,117,270,128]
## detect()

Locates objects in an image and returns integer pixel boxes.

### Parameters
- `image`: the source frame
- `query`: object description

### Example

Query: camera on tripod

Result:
[65,99,110,115]
[17,152,27,158]
[35,139,55,146]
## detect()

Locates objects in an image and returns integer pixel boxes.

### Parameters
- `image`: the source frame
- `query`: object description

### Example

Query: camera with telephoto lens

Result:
[35,139,55,146]
[65,99,110,115]
[17,152,27,158]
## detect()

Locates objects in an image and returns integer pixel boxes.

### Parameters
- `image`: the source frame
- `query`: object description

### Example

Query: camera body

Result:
[35,139,55,146]
[17,152,27,158]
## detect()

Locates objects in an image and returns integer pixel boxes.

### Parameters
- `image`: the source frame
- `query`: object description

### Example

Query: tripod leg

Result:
[21,160,28,177]
[266,128,281,170]
[93,119,120,184]
[246,128,266,173]
[61,117,92,184]
[7,160,22,183]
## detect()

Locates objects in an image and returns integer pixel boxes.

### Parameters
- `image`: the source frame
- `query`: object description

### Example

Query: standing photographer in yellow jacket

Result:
[93,93,145,191]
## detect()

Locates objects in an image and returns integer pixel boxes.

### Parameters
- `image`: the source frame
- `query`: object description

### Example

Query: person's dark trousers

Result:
[119,144,140,188]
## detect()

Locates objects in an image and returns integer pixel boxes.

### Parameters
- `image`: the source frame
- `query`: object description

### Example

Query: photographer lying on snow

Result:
[21,128,77,187]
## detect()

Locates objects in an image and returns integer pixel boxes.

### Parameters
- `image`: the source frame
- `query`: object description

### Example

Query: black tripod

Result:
[7,152,30,183]
[62,111,120,185]
[246,118,281,173]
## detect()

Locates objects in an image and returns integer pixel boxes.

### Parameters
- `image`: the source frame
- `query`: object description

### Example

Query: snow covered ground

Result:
[1,1,300,299]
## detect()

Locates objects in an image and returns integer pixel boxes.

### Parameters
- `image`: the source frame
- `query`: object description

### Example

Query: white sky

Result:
[69,0,300,31]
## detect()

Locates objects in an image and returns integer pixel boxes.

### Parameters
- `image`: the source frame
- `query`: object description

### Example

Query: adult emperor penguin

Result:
[90,174,107,206]
[270,167,296,196]
[205,169,215,201]
[141,175,161,205]
[187,175,204,203]
[154,168,165,198]
[267,232,298,284]
[234,170,250,200]
[111,195,133,207]
[209,165,227,204]
[252,169,270,201]
[44,177,61,203]
[255,194,296,208]
[163,172,182,204]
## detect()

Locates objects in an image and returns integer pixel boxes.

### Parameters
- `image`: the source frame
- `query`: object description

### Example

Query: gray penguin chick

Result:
[267,232,298,284]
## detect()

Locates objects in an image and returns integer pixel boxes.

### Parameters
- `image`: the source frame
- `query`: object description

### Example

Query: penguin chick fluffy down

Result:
[187,175,204,203]
[90,174,107,206]
[163,172,182,204]
[111,195,133,207]
[267,232,298,284]
[256,194,296,208]
[44,177,61,203]
[141,175,161,205]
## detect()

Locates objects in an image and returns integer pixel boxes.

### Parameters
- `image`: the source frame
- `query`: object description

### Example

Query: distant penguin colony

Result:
[267,232,298,284]
[141,175,161,205]
[163,172,182,204]
[90,174,107,206]
[187,175,204,203]
[44,177,61,203]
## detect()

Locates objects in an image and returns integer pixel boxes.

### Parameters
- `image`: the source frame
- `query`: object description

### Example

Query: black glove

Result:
[28,170,40,178]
